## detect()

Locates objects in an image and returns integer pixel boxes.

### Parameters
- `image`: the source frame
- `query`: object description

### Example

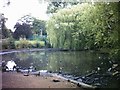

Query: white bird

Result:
[6,60,16,71]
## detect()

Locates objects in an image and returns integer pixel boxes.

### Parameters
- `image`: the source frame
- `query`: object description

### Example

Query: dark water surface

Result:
[1,50,120,88]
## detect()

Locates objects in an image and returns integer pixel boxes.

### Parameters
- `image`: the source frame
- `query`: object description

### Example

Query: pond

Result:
[1,50,120,88]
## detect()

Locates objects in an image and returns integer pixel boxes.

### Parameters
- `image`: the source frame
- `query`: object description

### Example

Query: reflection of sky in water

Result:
[6,60,16,70]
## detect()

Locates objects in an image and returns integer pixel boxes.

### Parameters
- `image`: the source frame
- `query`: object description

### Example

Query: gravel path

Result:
[2,72,81,88]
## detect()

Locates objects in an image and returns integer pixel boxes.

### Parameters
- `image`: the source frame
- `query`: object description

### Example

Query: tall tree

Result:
[0,13,12,39]
[13,22,32,40]
[46,0,80,14]
[46,2,119,50]
[32,18,46,36]
[17,15,47,36]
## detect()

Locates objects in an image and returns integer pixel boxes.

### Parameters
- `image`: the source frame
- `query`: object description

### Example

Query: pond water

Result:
[1,50,120,88]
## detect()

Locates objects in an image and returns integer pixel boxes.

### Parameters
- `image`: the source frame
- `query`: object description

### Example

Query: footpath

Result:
[2,72,81,88]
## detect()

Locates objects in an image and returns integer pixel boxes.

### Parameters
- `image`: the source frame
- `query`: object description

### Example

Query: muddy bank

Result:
[2,72,82,88]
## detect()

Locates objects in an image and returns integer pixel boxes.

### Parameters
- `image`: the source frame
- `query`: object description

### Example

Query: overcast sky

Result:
[0,0,49,31]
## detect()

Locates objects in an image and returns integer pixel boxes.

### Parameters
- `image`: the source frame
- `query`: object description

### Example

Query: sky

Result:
[0,0,49,31]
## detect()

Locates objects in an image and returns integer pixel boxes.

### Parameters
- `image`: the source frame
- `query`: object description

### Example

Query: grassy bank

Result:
[1,38,48,50]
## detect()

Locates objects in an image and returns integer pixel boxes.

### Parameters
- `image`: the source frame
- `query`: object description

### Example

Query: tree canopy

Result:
[13,15,47,40]
[46,2,119,51]
[0,13,12,39]
[13,22,32,40]
[32,18,47,36]
[46,1,80,14]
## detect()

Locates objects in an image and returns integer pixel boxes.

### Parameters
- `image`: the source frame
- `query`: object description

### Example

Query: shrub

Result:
[1,38,15,49]
[15,39,45,49]
[1,39,9,49]
[29,41,45,48]
[15,39,30,49]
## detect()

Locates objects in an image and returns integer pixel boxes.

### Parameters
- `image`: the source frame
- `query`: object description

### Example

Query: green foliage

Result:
[13,23,32,40]
[13,15,47,40]
[1,38,15,49]
[32,18,46,36]
[8,37,15,49]
[46,2,119,51]
[0,13,13,39]
[46,1,81,14]
[15,39,31,49]
[14,39,45,49]
[1,39,9,49]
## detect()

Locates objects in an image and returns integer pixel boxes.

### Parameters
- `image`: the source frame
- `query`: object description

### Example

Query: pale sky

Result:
[0,0,49,31]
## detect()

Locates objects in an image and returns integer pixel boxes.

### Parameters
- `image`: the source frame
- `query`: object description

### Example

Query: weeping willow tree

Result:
[46,2,119,51]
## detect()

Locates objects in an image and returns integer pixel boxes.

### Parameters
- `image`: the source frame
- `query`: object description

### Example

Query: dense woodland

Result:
[46,2,119,58]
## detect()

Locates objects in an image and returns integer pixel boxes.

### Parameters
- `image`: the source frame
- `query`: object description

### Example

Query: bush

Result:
[1,38,15,49]
[29,41,45,48]
[1,37,46,50]
[15,39,45,49]
[1,39,9,49]
[8,38,15,49]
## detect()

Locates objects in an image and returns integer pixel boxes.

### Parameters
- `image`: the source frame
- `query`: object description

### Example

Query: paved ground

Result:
[2,72,81,88]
